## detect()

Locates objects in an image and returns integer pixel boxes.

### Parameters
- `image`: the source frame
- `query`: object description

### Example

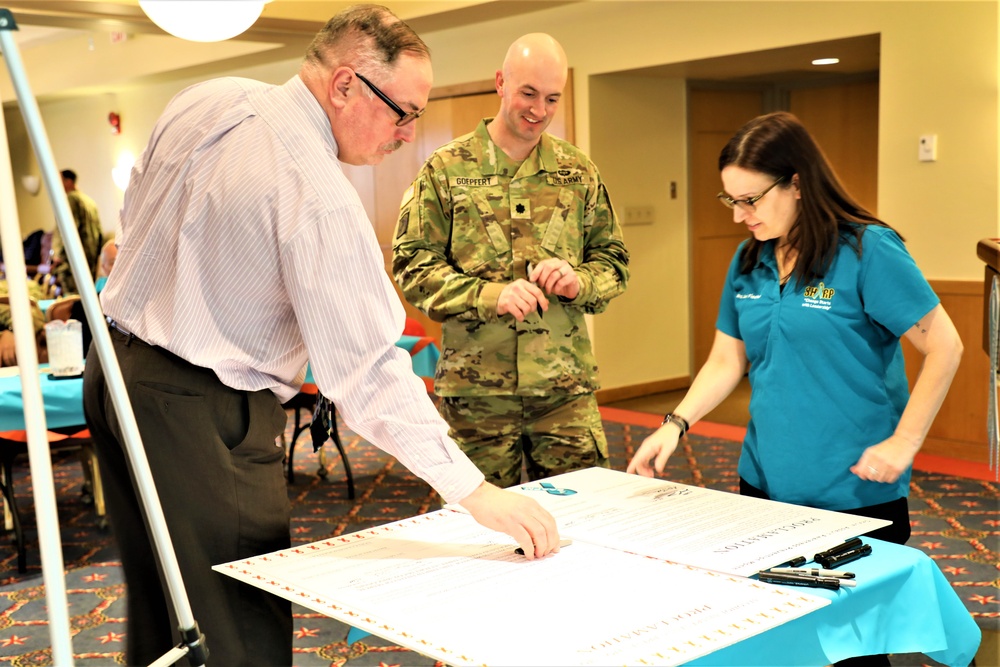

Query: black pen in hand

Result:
[525,262,543,318]
[514,538,573,556]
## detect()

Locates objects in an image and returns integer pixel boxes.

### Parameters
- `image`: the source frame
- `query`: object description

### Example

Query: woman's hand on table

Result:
[627,425,681,477]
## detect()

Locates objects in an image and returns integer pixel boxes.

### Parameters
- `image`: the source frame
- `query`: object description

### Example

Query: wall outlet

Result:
[624,205,655,225]
[919,134,938,162]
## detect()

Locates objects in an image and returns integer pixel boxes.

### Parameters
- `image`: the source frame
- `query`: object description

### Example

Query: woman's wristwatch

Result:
[661,412,690,438]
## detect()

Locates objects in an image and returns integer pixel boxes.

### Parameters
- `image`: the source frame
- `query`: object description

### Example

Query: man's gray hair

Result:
[305,4,429,83]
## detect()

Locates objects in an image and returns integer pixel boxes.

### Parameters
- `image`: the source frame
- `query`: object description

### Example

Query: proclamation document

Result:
[215,510,828,666]
[501,468,890,576]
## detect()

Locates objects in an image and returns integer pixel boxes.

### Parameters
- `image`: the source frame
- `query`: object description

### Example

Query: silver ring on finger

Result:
[867,465,879,474]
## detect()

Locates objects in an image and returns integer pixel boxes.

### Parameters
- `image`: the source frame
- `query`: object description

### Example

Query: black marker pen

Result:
[525,262,544,318]
[813,537,863,562]
[514,538,572,556]
[821,544,872,568]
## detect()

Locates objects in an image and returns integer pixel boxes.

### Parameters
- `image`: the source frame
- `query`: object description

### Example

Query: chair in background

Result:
[0,427,104,572]
[44,295,102,510]
[403,317,426,337]
[44,295,78,324]
[278,323,431,497]
[0,294,106,570]
[280,381,354,498]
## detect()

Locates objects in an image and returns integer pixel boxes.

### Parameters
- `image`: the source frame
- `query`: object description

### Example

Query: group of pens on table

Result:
[757,537,873,591]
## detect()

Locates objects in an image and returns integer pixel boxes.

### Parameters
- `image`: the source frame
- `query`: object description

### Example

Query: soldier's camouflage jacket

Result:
[392,119,629,397]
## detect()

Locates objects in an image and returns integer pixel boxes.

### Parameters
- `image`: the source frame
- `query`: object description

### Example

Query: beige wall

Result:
[588,75,688,389]
[419,0,998,388]
[5,1,996,393]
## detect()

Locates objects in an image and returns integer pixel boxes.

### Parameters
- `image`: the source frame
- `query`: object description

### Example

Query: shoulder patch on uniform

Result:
[450,175,499,188]
[395,209,409,239]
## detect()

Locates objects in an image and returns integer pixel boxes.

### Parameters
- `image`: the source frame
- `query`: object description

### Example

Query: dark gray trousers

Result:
[83,327,291,666]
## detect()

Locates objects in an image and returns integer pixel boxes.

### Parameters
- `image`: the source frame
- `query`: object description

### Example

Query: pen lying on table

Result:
[757,571,856,590]
[769,567,856,579]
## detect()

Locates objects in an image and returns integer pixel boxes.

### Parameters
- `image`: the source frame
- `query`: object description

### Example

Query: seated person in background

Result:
[70,238,118,354]
[0,280,46,367]
[21,229,45,267]
[95,239,117,292]
[51,169,103,295]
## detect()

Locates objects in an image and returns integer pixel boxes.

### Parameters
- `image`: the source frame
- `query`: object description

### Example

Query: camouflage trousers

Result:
[439,393,609,489]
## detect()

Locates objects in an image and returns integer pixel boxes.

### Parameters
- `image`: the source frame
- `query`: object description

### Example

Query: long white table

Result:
[218,469,982,666]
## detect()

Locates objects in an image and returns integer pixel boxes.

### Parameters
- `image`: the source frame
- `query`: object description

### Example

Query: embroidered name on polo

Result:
[452,176,499,187]
[736,293,762,300]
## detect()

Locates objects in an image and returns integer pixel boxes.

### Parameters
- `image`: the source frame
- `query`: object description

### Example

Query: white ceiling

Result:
[0,1,879,103]
[9,24,83,48]
[0,1,578,101]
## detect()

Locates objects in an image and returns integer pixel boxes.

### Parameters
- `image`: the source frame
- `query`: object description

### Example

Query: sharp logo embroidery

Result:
[802,282,836,311]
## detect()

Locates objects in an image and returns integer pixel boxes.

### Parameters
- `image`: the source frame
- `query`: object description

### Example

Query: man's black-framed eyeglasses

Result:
[355,72,425,127]
[717,176,786,212]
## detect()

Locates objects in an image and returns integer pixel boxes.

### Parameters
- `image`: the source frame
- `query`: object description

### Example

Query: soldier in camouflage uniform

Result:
[52,169,103,295]
[0,280,47,367]
[393,33,629,488]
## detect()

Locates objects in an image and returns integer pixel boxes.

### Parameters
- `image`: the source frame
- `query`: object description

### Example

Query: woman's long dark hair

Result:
[719,111,897,287]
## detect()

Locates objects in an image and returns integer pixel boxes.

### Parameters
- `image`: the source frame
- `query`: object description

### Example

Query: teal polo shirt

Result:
[716,225,939,511]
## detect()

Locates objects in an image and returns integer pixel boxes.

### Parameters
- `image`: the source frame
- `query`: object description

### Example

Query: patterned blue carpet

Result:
[0,414,995,666]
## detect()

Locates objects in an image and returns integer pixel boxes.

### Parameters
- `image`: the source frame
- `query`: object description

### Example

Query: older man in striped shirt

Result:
[83,6,560,666]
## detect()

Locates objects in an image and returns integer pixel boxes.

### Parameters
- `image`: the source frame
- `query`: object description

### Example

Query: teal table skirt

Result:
[688,537,981,666]
[1,336,440,432]
[0,368,84,431]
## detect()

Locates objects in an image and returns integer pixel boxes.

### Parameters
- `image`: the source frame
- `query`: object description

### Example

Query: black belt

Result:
[106,317,138,345]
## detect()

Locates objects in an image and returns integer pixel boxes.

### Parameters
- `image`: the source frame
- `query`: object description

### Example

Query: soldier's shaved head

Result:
[501,33,568,82]
[491,33,568,159]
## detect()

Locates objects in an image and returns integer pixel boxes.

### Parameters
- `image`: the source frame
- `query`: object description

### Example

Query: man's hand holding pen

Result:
[527,258,580,300]
[497,259,578,322]
[497,278,548,322]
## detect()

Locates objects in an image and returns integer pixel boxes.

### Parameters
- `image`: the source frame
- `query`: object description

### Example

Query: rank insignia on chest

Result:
[511,198,531,219]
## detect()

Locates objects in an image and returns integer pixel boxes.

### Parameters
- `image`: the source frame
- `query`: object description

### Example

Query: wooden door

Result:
[688,89,765,371]
[688,81,879,372]
[790,80,879,214]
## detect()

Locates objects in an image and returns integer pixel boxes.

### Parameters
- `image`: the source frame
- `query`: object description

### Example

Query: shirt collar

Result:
[475,118,558,177]
[284,75,339,157]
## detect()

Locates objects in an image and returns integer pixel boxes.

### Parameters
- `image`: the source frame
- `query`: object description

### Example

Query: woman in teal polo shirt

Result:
[628,111,963,549]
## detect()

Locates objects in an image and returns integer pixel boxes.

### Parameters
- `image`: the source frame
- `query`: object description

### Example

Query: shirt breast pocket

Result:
[449,187,509,276]
[539,187,585,263]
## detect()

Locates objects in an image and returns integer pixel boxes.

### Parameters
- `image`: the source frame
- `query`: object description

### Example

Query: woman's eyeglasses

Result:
[717,176,786,212]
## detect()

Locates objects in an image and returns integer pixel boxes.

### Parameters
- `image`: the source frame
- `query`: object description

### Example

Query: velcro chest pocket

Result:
[448,187,510,272]
[540,187,584,261]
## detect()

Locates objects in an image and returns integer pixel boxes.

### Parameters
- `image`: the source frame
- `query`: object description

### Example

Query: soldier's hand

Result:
[528,258,580,300]
[459,481,562,559]
[497,279,548,322]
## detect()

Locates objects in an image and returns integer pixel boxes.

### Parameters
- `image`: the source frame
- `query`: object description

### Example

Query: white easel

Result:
[0,9,206,666]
